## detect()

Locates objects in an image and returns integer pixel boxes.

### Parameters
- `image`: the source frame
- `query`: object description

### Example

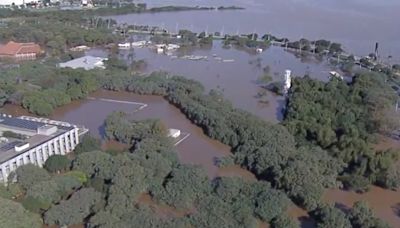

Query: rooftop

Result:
[0,115,75,164]
[58,56,107,70]
[0,41,42,56]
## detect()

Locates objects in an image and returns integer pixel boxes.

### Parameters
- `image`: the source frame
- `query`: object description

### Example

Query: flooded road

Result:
[107,0,400,61]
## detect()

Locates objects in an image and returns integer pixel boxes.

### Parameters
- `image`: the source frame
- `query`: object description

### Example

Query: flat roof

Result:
[0,116,75,165]
[0,117,45,131]
[58,56,107,70]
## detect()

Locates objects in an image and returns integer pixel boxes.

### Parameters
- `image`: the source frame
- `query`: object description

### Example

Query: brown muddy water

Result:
[136,193,192,218]
[3,90,231,178]
[3,89,400,226]
[89,42,342,123]
[323,186,400,228]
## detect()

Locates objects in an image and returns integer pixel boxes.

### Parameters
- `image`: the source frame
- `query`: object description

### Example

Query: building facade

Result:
[0,115,85,183]
[0,41,42,60]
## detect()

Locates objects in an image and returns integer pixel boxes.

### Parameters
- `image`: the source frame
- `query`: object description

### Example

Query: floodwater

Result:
[136,193,192,218]
[217,165,256,181]
[4,91,400,225]
[89,42,340,122]
[5,90,232,178]
[323,186,400,228]
[107,0,400,61]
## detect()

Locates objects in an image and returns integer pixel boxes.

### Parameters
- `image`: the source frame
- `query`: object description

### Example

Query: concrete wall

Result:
[0,128,79,183]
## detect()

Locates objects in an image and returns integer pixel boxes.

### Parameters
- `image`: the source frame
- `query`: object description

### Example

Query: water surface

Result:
[107,0,400,61]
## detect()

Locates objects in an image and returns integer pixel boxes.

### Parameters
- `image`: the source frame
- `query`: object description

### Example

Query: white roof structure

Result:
[0,0,41,5]
[58,56,107,70]
[0,0,23,5]
[168,129,181,138]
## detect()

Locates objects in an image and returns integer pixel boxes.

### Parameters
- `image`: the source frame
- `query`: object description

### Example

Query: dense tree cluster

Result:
[1,71,396,226]
[0,63,99,115]
[105,111,167,144]
[286,39,343,54]
[0,117,296,227]
[13,164,85,213]
[223,34,269,49]
[312,202,390,228]
[98,73,343,210]
[0,197,42,228]
[284,72,400,190]
[0,10,118,56]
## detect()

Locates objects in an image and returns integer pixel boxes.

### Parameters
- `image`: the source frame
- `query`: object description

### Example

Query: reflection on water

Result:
[4,91,400,225]
[46,90,232,178]
[88,42,338,122]
[1,91,230,178]
[106,0,400,60]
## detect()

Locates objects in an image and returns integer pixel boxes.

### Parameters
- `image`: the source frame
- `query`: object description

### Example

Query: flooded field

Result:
[3,89,400,226]
[107,0,400,61]
[2,90,231,178]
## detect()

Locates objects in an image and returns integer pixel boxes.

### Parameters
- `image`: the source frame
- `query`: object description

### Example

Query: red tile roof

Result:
[0,41,42,56]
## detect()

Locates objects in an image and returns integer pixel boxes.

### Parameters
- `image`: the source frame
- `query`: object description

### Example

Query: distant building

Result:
[0,41,42,60]
[81,0,93,7]
[0,0,25,6]
[69,45,90,52]
[58,56,107,70]
[0,114,88,183]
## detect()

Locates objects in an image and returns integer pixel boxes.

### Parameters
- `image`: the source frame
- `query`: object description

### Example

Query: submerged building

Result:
[0,115,87,183]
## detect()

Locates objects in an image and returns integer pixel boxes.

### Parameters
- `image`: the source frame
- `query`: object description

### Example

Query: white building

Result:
[0,0,25,6]
[58,56,107,70]
[0,114,86,183]
[0,0,40,6]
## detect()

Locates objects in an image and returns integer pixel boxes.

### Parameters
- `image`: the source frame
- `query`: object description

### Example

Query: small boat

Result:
[222,59,235,63]
[329,71,344,80]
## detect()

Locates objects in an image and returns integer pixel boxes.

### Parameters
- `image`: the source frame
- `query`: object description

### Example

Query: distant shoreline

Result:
[91,5,245,16]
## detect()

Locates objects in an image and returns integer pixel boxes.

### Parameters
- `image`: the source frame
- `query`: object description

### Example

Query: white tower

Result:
[283,70,291,94]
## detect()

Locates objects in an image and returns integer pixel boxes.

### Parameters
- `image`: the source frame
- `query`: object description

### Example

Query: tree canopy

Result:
[284,72,400,190]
